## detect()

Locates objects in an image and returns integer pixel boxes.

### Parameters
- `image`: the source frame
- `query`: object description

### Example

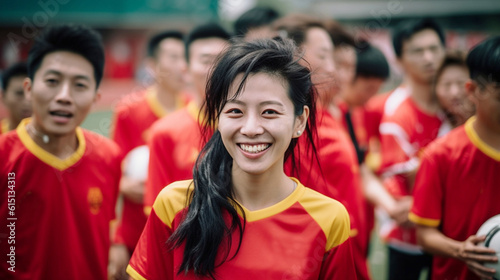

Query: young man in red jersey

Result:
[1,62,32,134]
[108,30,188,280]
[410,36,500,280]
[144,23,230,212]
[378,18,448,280]
[0,25,122,280]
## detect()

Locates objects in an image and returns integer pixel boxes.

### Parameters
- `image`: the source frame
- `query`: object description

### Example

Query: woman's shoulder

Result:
[298,184,351,250]
[151,180,194,227]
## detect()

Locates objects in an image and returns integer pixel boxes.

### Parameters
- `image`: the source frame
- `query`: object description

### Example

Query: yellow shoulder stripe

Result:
[152,180,193,228]
[408,212,440,227]
[299,188,351,251]
[126,265,148,280]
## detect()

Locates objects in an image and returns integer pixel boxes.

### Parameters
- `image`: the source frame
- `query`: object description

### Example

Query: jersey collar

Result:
[465,116,500,161]
[17,118,86,170]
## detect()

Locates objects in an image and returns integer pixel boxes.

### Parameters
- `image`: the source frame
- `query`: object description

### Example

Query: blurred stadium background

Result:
[1,0,500,279]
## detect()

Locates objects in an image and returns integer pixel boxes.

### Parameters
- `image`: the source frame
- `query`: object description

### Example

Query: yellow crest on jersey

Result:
[88,187,103,214]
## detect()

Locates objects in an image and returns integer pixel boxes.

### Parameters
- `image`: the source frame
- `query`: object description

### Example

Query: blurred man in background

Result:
[410,35,500,280]
[144,22,231,213]
[108,30,188,280]
[0,62,32,134]
[378,18,447,280]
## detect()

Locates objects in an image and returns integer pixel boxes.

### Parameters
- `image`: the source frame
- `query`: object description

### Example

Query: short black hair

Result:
[233,6,280,37]
[27,24,105,88]
[185,22,231,62]
[147,30,184,58]
[355,43,389,80]
[1,62,28,92]
[324,19,356,48]
[392,18,445,58]
[466,35,500,85]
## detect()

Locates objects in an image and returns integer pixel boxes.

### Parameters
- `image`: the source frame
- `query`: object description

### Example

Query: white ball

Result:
[477,214,500,279]
[124,145,150,181]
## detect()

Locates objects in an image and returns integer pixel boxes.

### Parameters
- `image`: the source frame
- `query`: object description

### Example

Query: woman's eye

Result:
[263,109,278,115]
[226,108,242,114]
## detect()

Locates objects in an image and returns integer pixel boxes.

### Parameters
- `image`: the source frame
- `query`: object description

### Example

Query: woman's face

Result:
[435,64,474,126]
[218,72,308,176]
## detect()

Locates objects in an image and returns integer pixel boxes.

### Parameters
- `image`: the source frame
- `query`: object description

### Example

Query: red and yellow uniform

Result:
[144,102,208,213]
[286,106,370,280]
[0,119,122,280]
[128,178,356,280]
[378,87,450,251]
[409,117,500,280]
[111,87,187,253]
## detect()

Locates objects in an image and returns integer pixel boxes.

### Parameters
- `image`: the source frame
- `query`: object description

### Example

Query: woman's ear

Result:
[293,105,309,138]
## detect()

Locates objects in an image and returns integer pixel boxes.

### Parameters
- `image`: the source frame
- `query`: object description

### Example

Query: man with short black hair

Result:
[0,24,122,280]
[378,17,448,280]
[1,62,32,134]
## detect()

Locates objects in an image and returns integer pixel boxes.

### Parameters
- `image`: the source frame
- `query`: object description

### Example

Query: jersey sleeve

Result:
[126,208,174,280]
[379,115,419,197]
[319,204,357,280]
[409,149,443,227]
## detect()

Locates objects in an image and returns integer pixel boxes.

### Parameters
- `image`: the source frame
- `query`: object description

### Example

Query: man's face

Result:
[333,46,356,96]
[25,51,100,137]
[436,65,474,127]
[467,79,500,132]
[151,38,187,93]
[301,27,336,104]
[399,29,445,84]
[2,75,32,124]
[187,38,228,99]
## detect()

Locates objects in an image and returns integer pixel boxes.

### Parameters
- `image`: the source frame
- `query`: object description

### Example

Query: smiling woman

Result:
[127,37,356,280]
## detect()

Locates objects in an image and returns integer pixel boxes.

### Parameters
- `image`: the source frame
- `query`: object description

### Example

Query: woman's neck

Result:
[231,167,295,211]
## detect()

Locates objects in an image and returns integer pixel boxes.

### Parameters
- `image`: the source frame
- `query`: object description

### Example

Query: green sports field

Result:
[82,109,428,280]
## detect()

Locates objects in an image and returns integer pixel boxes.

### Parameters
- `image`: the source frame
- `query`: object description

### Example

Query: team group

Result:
[1,6,499,280]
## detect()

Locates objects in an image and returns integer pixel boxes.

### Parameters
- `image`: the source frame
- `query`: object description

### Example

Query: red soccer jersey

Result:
[0,119,122,280]
[286,106,370,280]
[111,87,187,253]
[409,117,500,280]
[378,87,451,250]
[145,102,208,212]
[128,178,356,280]
[337,100,378,247]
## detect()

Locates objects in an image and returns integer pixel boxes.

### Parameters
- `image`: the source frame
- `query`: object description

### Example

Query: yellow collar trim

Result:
[17,118,87,170]
[465,116,500,161]
[1,118,10,134]
[234,177,304,222]
[145,87,186,118]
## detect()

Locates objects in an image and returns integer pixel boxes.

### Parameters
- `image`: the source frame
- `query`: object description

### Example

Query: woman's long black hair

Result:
[168,37,319,278]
